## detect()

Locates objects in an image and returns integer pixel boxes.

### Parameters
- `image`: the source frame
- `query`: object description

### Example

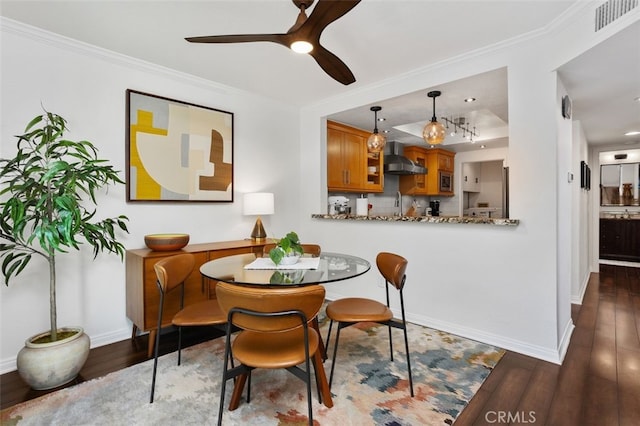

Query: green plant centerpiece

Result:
[0,111,129,389]
[269,231,304,266]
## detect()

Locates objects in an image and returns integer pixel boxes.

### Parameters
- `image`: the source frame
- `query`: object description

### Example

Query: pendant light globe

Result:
[367,106,386,153]
[423,91,446,145]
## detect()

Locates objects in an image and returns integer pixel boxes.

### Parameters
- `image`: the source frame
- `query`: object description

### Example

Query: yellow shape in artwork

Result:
[130,110,167,199]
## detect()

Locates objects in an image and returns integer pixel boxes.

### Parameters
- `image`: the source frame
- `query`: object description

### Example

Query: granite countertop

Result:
[600,212,640,220]
[312,214,519,226]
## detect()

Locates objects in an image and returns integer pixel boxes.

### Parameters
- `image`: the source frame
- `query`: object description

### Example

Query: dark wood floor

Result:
[456,264,640,426]
[2,265,639,425]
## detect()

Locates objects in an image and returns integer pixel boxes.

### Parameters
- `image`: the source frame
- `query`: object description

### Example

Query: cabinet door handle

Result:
[346,170,350,184]
[464,176,468,182]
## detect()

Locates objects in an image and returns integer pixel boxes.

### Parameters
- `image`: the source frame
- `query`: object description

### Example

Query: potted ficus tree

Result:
[0,111,129,390]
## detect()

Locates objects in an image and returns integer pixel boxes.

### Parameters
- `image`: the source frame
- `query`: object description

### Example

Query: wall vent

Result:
[595,0,638,31]
[614,154,628,160]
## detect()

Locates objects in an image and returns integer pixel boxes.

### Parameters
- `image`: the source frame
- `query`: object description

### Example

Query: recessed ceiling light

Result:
[480,145,486,149]
[625,131,640,136]
[378,117,386,122]
[634,97,640,102]
[382,129,390,133]
[464,97,476,103]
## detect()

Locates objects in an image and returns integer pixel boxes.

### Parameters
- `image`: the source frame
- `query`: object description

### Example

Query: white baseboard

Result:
[557,318,574,363]
[599,259,640,267]
[571,270,591,304]
[323,290,565,365]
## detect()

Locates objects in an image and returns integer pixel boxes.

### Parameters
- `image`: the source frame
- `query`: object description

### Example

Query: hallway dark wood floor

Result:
[456,264,640,426]
[1,265,639,425]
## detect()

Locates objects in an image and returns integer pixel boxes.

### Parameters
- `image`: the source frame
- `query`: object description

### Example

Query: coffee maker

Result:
[429,200,440,217]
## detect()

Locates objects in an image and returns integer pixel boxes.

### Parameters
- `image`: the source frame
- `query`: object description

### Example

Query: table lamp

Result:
[243,192,274,242]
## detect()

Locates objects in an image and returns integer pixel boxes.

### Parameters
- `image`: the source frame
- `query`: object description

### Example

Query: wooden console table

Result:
[125,239,266,357]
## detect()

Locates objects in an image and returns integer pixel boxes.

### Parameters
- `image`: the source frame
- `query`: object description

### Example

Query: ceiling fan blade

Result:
[301,0,361,38]
[309,44,356,85]
[185,33,288,47]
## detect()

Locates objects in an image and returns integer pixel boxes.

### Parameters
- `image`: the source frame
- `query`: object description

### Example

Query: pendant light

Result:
[423,91,446,145]
[367,106,387,153]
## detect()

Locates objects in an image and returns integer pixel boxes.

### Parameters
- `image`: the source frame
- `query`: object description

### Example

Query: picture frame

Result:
[126,89,234,202]
[580,161,591,190]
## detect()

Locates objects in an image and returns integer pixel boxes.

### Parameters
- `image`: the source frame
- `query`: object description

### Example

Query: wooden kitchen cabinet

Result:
[426,148,456,196]
[399,146,455,196]
[438,152,454,172]
[126,239,265,356]
[399,146,429,195]
[327,120,383,193]
[600,219,640,262]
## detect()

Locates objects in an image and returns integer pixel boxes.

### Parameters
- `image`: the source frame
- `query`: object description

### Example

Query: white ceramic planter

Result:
[279,253,301,265]
[16,327,90,390]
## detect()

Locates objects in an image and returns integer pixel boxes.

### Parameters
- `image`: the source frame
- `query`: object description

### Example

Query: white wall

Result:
[571,121,592,304]
[300,39,564,362]
[0,20,301,372]
[555,76,574,357]
[298,5,638,364]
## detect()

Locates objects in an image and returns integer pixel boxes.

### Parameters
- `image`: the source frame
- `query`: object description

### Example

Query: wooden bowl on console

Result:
[144,234,190,251]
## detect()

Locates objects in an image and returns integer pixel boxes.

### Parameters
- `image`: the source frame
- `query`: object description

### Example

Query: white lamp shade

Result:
[243,192,275,216]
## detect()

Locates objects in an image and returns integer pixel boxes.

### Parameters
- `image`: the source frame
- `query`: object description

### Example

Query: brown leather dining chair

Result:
[324,251,414,397]
[215,281,332,426]
[149,253,227,403]
[261,243,322,258]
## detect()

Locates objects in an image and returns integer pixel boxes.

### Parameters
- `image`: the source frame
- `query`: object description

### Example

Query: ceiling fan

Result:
[185,0,360,85]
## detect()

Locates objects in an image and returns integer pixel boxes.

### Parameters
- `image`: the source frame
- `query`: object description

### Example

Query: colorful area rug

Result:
[1,314,504,425]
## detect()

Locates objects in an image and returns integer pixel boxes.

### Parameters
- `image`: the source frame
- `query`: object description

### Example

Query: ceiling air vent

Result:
[595,0,638,31]
[614,154,628,160]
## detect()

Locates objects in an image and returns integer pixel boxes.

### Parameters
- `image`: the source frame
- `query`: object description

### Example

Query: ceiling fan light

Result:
[290,40,313,54]
[423,120,446,145]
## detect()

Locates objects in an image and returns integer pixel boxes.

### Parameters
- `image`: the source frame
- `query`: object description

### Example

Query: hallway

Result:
[456,264,640,425]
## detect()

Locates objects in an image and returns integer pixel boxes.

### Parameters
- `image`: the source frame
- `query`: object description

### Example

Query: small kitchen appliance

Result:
[328,196,350,215]
[429,200,440,216]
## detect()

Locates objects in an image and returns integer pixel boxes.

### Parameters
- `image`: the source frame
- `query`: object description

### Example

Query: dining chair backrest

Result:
[154,253,195,294]
[262,243,322,258]
[376,252,408,290]
[216,282,325,333]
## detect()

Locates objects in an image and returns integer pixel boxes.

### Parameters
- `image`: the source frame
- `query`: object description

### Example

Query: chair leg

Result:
[387,322,394,362]
[325,319,334,358]
[149,324,162,403]
[402,323,414,397]
[304,346,313,426]
[177,326,183,366]
[150,297,165,404]
[217,331,233,426]
[312,350,334,408]
[247,371,251,403]
[328,324,342,389]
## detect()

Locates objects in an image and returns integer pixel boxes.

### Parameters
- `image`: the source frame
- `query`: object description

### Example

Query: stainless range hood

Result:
[384,141,427,175]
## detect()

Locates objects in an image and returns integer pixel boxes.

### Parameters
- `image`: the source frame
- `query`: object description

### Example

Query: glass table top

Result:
[199,252,371,286]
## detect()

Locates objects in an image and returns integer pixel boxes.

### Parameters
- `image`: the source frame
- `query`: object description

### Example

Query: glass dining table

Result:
[199,251,371,287]
[199,251,371,411]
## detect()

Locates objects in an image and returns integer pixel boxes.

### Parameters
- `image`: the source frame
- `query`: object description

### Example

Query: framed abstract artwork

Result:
[126,89,234,202]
